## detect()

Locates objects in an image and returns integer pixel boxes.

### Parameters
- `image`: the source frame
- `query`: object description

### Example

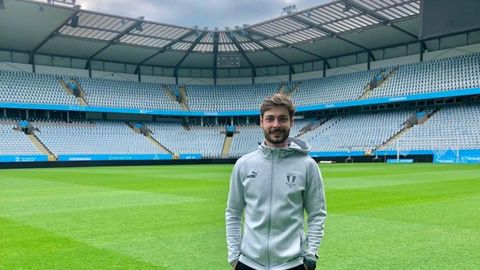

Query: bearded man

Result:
[226,94,327,270]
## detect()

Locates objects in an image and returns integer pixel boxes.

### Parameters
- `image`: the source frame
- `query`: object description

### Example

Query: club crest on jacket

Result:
[286,172,297,188]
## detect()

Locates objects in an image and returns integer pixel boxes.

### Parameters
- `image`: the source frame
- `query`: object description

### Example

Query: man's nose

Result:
[272,119,280,127]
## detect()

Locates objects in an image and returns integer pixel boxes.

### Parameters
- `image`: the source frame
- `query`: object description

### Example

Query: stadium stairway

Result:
[374,109,440,152]
[295,117,328,138]
[277,82,287,94]
[181,122,191,131]
[296,122,313,138]
[373,127,410,153]
[359,68,398,99]
[59,78,74,96]
[59,79,88,106]
[286,81,302,97]
[178,86,189,110]
[126,123,175,156]
[319,115,345,133]
[221,135,233,158]
[164,85,189,110]
[27,133,57,161]
[145,135,175,156]
[72,79,89,106]
[164,85,179,103]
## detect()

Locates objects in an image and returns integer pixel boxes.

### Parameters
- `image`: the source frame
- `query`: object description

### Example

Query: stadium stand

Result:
[0,121,43,155]
[146,121,225,158]
[74,77,181,110]
[229,125,264,158]
[1,54,479,113]
[385,104,480,151]
[0,70,77,105]
[1,54,480,163]
[33,120,168,155]
[291,70,379,105]
[184,83,280,111]
[369,54,480,98]
[299,110,413,153]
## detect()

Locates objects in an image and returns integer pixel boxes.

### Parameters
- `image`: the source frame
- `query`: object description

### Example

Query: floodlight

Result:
[282,5,297,16]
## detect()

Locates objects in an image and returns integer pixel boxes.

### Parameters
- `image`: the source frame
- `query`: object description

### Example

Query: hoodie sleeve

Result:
[225,160,245,265]
[303,158,327,259]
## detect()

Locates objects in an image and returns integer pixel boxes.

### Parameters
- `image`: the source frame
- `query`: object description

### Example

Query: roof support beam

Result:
[228,34,257,79]
[213,32,219,86]
[420,41,427,62]
[235,31,292,65]
[291,46,328,62]
[30,8,81,72]
[31,8,81,54]
[367,52,371,70]
[290,14,375,61]
[174,32,207,84]
[85,18,145,69]
[288,65,294,84]
[247,28,328,62]
[134,30,196,74]
[268,50,292,66]
[344,0,419,40]
[87,60,92,78]
[323,60,327,77]
[30,51,36,73]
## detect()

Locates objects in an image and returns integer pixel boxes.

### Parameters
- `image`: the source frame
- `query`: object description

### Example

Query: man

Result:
[226,94,327,270]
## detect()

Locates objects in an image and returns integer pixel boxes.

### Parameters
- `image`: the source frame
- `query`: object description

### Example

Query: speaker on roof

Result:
[217,54,241,68]
[71,15,79,27]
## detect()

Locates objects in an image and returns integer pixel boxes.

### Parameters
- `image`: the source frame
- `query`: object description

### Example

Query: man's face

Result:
[260,106,293,147]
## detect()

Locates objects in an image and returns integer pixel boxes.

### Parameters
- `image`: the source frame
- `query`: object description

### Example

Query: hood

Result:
[259,137,311,158]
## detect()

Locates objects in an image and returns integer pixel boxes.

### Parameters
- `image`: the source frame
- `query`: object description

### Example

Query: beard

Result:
[263,127,290,145]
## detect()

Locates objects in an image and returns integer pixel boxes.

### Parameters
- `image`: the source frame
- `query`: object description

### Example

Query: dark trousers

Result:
[236,261,304,270]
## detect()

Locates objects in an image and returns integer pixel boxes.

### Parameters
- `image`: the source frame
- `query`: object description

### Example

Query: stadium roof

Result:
[0,0,421,70]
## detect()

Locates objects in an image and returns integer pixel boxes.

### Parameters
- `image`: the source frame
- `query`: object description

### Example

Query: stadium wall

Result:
[325,63,369,77]
[370,55,419,70]
[0,62,32,72]
[424,42,480,61]
[92,71,138,81]
[0,154,446,169]
[178,77,214,85]
[36,65,89,77]
[217,77,253,85]
[141,75,176,84]
[291,70,324,81]
[103,113,154,121]
[255,74,289,83]
[0,154,437,169]
[0,158,237,169]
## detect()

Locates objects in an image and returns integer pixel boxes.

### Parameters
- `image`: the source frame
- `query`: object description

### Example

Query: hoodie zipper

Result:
[266,149,275,269]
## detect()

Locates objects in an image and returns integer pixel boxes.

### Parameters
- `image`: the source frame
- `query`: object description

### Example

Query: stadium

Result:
[0,0,479,269]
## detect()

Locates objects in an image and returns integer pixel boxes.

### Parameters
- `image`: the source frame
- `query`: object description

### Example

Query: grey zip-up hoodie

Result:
[226,137,327,270]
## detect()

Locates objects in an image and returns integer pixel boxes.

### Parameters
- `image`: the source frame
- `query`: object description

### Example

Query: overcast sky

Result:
[76,0,331,29]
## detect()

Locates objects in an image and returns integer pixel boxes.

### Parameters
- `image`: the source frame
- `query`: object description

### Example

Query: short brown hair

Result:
[260,94,295,119]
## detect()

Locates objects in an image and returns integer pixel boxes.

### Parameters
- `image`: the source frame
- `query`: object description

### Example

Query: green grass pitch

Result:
[0,163,479,269]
